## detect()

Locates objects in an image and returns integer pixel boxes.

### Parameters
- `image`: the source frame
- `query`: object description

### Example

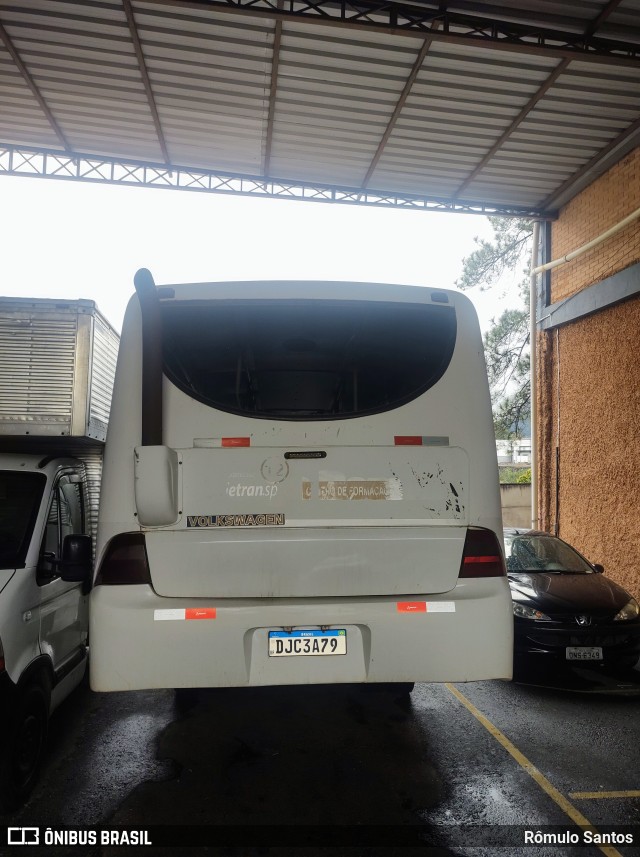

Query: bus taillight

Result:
[458,527,505,578]
[95,532,151,586]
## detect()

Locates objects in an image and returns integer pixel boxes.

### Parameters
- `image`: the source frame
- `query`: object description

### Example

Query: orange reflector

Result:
[394,436,422,446]
[397,601,427,613]
[221,437,251,447]
[185,608,217,620]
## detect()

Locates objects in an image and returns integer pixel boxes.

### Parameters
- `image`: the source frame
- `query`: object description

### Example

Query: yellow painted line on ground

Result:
[445,683,624,857]
[571,791,640,800]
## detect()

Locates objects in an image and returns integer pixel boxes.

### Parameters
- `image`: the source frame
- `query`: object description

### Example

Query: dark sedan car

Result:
[504,529,640,680]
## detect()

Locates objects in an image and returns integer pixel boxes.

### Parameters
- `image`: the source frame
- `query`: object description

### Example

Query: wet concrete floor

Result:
[3,671,640,857]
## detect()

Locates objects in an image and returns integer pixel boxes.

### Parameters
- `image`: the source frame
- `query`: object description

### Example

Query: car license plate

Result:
[268,629,347,657]
[566,646,603,661]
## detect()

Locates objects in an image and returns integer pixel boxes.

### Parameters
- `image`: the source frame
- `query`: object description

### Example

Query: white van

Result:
[0,297,118,806]
[90,273,513,693]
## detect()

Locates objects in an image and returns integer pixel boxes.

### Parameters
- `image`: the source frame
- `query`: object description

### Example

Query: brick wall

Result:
[538,147,640,600]
[551,148,640,303]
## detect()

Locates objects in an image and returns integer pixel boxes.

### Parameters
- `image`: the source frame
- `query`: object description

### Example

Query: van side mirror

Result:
[60,534,92,584]
[134,446,180,527]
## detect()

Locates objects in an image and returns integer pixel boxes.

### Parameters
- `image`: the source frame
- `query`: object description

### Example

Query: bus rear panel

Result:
[90,280,513,691]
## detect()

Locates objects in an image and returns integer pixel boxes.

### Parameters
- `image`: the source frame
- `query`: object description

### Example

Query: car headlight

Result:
[512,602,551,621]
[613,598,640,622]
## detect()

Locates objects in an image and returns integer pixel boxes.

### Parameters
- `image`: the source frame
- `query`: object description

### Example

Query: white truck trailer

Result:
[0,297,118,807]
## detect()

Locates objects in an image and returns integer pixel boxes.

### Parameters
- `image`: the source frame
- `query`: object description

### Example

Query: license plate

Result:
[268,629,347,657]
[566,646,603,661]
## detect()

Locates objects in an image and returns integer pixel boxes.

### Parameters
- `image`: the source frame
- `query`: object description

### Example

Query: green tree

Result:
[457,217,533,438]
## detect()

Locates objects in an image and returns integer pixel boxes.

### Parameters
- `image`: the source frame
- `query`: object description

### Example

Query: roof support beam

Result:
[0,19,71,152]
[452,59,571,200]
[541,116,640,211]
[0,143,553,218]
[149,0,640,68]
[263,1,283,178]
[453,0,629,203]
[583,0,625,39]
[360,36,433,190]
[122,0,171,165]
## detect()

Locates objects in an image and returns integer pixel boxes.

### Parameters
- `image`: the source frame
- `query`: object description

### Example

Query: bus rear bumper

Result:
[89,580,513,691]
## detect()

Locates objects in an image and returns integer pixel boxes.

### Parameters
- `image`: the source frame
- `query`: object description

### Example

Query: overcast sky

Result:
[0,175,523,333]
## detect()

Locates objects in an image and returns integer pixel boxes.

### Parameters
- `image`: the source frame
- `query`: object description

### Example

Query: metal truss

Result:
[0,145,550,218]
[160,0,640,66]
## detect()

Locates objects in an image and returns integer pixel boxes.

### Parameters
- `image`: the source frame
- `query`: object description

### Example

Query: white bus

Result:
[90,272,513,693]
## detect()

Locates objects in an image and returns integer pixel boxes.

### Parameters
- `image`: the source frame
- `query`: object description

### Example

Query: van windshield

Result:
[0,471,46,569]
[161,300,457,420]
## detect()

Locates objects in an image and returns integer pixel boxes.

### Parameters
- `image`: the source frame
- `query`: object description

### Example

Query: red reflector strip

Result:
[464,555,501,564]
[185,608,217,620]
[394,436,423,446]
[221,437,251,447]
[397,601,427,613]
[155,608,217,621]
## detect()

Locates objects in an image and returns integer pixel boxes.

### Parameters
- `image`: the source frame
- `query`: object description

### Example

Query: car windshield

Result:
[0,471,46,569]
[504,534,594,574]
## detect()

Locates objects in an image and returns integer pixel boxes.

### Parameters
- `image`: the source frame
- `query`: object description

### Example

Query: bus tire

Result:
[174,687,200,711]
[388,681,414,699]
[365,682,414,699]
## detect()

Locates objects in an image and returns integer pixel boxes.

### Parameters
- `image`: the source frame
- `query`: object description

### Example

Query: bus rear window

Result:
[161,300,457,420]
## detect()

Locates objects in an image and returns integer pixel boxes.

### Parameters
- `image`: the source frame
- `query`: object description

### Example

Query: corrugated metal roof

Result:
[0,0,639,216]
